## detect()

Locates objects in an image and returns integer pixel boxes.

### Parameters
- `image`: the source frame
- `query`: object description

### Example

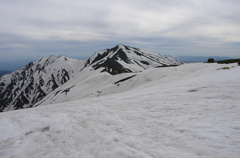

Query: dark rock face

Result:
[84,44,183,75]
[93,58,132,75]
[0,56,84,112]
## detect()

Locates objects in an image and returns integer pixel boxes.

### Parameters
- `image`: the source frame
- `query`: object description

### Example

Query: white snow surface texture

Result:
[0,63,240,158]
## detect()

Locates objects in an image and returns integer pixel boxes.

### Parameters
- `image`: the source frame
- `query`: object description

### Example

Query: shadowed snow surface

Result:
[0,63,239,158]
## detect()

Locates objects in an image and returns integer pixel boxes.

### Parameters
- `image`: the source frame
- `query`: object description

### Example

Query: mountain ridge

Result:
[176,56,231,63]
[0,55,85,111]
[0,44,183,112]
[84,44,183,75]
[35,44,183,106]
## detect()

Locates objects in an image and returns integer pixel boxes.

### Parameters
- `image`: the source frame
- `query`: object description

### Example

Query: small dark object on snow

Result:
[207,58,214,63]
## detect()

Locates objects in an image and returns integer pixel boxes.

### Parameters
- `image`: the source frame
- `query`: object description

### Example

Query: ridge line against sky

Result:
[0,0,240,61]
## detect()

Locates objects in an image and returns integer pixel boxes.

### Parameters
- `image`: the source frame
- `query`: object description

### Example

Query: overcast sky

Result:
[0,0,240,61]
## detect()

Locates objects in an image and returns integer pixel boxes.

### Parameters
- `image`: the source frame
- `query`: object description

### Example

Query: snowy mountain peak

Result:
[0,56,85,112]
[116,44,125,48]
[0,44,183,112]
[84,44,183,75]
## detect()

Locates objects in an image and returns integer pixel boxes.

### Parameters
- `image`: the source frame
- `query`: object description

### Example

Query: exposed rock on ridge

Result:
[0,56,85,112]
[84,44,183,75]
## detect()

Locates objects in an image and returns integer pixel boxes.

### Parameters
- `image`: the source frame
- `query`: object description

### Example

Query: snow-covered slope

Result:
[0,44,182,112]
[36,64,184,106]
[0,63,239,158]
[0,56,85,111]
[36,44,183,105]
[84,44,183,74]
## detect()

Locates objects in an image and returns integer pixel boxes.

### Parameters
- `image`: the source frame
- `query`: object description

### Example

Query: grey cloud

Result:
[0,0,240,61]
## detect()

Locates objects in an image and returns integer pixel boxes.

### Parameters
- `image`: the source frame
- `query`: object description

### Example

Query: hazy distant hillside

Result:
[0,70,11,77]
[176,56,230,63]
[0,59,37,72]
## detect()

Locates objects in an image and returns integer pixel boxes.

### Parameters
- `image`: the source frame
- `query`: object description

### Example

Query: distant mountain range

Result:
[0,44,183,112]
[0,59,37,72]
[175,56,231,63]
[0,70,11,77]
[0,54,232,73]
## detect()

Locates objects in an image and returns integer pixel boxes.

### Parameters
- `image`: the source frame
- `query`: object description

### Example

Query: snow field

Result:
[0,63,240,158]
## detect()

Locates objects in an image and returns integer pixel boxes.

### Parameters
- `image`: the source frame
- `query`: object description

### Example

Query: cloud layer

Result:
[0,0,240,60]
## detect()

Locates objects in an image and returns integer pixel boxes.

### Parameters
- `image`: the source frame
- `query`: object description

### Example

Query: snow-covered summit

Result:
[0,44,183,112]
[84,44,183,74]
[0,55,85,112]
